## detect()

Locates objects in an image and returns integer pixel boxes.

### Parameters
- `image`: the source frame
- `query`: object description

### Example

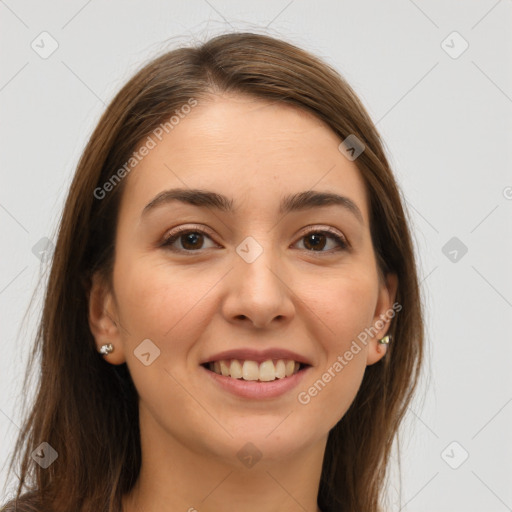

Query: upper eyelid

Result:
[162,224,216,241]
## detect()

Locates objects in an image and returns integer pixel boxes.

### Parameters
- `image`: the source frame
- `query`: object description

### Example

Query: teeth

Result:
[219,360,230,376]
[259,360,276,381]
[208,358,303,381]
[275,359,286,379]
[230,360,243,379]
[242,360,260,381]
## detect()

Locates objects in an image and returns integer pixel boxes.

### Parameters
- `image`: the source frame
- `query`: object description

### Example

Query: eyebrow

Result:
[141,188,364,224]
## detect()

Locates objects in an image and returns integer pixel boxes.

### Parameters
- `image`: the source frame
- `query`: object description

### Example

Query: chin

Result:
[215,416,321,464]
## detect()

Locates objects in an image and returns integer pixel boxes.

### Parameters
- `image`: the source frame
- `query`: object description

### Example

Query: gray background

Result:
[1,1,511,510]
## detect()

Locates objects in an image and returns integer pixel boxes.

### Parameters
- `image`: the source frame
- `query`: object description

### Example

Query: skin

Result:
[88,93,397,512]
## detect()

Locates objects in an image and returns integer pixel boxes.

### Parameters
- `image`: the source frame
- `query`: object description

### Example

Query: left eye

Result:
[295,230,348,252]
[161,227,348,253]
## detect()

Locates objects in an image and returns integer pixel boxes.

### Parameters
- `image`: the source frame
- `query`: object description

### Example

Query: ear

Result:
[366,272,398,366]
[88,272,126,365]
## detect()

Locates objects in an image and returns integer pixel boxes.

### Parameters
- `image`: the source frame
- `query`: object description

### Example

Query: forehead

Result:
[120,94,369,223]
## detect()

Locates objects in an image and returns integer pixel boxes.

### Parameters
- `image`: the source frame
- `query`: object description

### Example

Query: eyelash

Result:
[160,224,349,255]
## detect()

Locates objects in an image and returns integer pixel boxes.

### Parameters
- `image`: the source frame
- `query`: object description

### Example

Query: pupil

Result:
[305,233,325,251]
[183,233,202,249]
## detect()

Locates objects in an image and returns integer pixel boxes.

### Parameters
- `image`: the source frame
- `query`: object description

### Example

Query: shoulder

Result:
[0,492,45,512]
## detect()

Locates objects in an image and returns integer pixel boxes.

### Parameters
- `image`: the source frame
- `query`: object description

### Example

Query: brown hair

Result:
[2,31,424,512]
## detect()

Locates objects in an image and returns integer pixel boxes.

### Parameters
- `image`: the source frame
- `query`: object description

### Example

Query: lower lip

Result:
[200,365,311,399]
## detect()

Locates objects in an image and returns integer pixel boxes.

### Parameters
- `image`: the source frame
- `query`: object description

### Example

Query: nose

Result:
[221,243,295,330]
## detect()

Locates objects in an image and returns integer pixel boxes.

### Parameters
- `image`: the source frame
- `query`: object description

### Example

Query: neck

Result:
[122,407,327,512]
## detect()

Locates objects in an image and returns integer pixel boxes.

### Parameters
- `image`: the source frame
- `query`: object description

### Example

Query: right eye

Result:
[161,227,219,253]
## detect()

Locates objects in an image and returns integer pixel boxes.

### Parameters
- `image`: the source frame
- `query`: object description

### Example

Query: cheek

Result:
[297,269,376,417]
[307,268,378,347]
[114,259,219,343]
[113,261,219,424]
[297,330,369,431]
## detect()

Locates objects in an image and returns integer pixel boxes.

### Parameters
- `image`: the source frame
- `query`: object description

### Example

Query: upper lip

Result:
[200,348,313,366]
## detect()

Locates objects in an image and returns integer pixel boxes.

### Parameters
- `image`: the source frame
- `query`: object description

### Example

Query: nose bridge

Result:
[236,234,285,295]
[223,234,294,327]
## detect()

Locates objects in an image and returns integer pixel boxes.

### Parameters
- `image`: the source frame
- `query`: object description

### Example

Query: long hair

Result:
[2,32,424,512]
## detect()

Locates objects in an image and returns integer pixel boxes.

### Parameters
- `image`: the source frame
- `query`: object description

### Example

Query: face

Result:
[89,93,397,466]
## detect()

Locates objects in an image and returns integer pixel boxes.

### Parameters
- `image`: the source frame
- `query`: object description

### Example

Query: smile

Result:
[204,358,306,382]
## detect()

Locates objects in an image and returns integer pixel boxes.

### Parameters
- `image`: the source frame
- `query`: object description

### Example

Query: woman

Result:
[2,32,424,512]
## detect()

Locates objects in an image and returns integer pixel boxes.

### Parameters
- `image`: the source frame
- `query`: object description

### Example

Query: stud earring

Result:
[379,335,391,344]
[99,343,114,355]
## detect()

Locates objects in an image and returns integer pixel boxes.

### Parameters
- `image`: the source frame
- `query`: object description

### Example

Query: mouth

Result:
[201,358,311,382]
